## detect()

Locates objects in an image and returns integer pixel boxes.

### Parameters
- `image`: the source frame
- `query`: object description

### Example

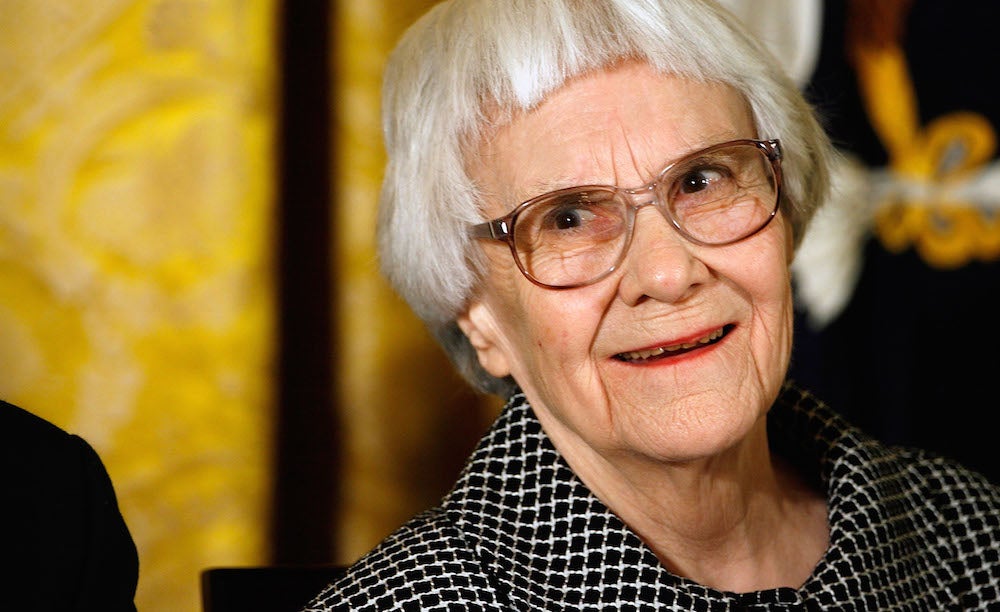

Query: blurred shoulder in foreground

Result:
[0,400,139,612]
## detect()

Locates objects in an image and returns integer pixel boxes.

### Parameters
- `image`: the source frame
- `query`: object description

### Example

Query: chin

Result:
[613,395,767,463]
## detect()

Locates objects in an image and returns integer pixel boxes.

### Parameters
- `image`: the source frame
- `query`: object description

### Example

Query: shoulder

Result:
[892,447,1000,605]
[0,400,139,611]
[0,399,94,494]
[0,398,75,448]
[303,508,503,611]
[893,445,1000,526]
[893,445,1000,509]
[0,400,125,510]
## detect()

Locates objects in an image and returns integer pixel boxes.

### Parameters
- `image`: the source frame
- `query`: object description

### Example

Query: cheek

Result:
[516,294,599,364]
[726,227,794,346]
[746,244,795,366]
[746,222,794,305]
[487,282,611,389]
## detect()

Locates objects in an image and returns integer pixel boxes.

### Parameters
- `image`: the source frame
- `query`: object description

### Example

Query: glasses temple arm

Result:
[469,219,511,240]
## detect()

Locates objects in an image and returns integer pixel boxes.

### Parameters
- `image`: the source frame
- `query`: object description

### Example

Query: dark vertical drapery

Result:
[271,0,340,564]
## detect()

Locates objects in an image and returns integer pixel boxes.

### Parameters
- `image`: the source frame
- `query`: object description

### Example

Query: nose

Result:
[616,203,708,306]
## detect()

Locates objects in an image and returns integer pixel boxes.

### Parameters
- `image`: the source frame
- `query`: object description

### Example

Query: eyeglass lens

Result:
[511,142,778,288]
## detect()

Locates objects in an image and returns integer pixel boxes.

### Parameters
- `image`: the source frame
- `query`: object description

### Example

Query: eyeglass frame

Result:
[468,138,784,289]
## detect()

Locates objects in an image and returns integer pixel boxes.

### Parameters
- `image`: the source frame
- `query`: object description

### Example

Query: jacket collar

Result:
[441,383,959,608]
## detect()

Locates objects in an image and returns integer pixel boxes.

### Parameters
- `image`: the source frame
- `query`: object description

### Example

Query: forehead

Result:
[470,63,755,205]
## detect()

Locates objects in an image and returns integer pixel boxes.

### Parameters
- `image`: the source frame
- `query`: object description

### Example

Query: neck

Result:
[556,419,829,593]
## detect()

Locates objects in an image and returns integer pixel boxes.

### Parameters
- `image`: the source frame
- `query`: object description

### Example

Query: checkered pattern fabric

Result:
[303,383,1000,610]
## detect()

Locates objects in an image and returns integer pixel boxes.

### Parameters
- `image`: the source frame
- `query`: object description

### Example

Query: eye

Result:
[549,206,596,230]
[536,191,615,232]
[678,166,728,194]
[517,189,624,245]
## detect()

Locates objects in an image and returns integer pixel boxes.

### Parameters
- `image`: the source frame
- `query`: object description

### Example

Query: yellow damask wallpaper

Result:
[0,1,276,610]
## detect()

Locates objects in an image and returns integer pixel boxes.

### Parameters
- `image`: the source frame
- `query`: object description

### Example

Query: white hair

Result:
[377,0,835,395]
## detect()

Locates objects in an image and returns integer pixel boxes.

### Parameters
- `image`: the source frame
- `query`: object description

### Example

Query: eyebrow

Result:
[519,176,587,200]
[516,133,756,199]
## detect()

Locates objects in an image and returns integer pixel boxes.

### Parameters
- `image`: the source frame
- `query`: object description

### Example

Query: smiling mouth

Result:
[615,325,732,363]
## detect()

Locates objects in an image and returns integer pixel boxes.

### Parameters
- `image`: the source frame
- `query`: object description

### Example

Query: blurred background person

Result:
[1,399,138,611]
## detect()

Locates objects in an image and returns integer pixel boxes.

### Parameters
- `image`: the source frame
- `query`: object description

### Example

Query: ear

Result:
[456,298,512,379]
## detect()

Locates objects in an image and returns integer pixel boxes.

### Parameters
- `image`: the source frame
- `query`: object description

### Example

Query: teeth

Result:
[619,328,724,361]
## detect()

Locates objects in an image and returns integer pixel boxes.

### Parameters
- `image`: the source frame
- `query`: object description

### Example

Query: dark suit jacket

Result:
[1,400,139,611]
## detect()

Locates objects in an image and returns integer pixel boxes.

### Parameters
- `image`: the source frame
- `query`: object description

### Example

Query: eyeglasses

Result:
[469,138,783,289]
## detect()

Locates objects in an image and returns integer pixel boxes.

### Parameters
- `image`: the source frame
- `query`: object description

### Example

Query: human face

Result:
[458,63,795,468]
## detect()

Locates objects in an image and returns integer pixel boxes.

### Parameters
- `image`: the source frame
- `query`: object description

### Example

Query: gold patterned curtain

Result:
[0,1,276,611]
[1,0,498,609]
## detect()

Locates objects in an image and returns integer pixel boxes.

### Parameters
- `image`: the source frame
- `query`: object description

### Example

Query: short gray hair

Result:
[377,0,834,396]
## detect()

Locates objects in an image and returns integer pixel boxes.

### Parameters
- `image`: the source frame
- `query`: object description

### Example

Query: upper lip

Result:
[614,326,728,361]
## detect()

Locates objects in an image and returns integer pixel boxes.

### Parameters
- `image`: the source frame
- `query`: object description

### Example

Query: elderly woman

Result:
[305,0,1000,609]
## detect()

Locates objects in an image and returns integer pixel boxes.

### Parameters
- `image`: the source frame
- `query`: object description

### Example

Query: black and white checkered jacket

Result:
[303,383,1000,611]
